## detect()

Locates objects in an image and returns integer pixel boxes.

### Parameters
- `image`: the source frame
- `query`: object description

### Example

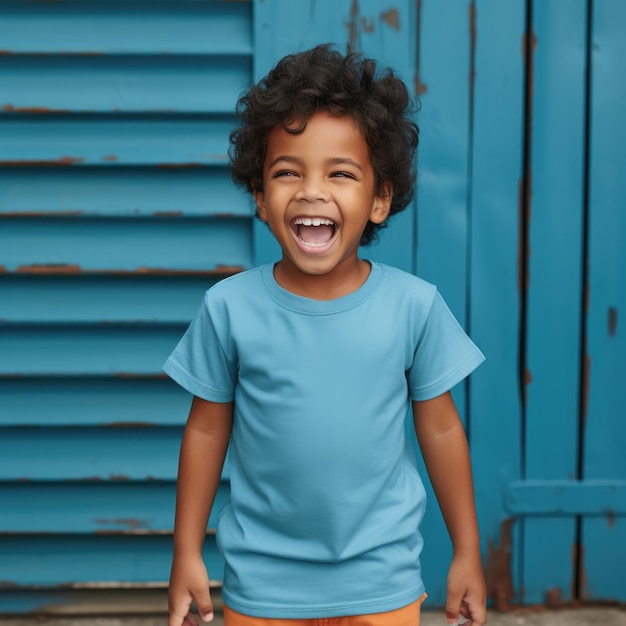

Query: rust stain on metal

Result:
[0,156,85,167]
[545,587,564,608]
[485,518,515,611]
[608,306,618,337]
[17,263,81,274]
[94,518,150,530]
[102,154,118,162]
[380,8,399,31]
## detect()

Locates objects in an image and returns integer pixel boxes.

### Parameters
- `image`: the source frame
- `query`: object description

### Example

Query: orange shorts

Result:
[223,593,427,626]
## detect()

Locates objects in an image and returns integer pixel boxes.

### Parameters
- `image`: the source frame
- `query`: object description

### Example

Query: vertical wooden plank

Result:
[469,0,525,608]
[522,0,587,605]
[413,0,472,605]
[252,0,415,273]
[581,0,626,602]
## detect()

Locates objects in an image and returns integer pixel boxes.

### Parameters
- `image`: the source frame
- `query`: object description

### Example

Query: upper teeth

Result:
[295,217,334,226]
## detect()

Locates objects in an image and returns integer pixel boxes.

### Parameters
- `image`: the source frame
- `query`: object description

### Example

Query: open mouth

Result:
[291,217,337,251]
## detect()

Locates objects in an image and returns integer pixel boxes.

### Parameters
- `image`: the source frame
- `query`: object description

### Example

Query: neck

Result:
[274,258,371,300]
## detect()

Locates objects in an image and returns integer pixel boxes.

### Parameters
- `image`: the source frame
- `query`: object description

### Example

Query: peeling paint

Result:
[17,264,81,274]
[361,17,375,33]
[485,518,515,611]
[608,306,618,337]
[2,104,71,114]
[414,78,427,96]
[108,474,130,481]
[545,587,563,607]
[380,8,399,31]
[346,0,360,52]
[94,518,150,530]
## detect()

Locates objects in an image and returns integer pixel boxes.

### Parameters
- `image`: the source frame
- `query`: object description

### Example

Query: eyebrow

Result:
[267,156,364,172]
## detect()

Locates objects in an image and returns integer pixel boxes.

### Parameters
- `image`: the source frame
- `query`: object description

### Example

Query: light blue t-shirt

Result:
[163,262,484,618]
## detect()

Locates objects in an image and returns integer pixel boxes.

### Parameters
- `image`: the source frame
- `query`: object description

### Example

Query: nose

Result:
[294,176,329,202]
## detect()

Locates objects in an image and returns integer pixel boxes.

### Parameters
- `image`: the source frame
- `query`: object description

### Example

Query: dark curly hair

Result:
[229,44,419,246]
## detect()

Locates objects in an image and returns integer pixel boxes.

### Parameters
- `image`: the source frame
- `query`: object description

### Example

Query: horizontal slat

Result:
[0,377,192,426]
[0,275,220,323]
[0,1,252,55]
[0,535,224,586]
[0,480,229,533]
[0,115,234,165]
[0,217,252,273]
[0,166,253,218]
[0,427,182,480]
[0,426,231,480]
[0,326,186,375]
[506,480,626,515]
[0,55,250,114]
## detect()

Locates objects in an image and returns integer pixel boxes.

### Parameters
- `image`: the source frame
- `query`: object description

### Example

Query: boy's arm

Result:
[413,392,486,626]
[169,396,233,626]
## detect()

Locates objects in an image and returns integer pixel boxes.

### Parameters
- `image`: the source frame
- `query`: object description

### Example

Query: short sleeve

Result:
[408,291,485,401]
[162,295,236,402]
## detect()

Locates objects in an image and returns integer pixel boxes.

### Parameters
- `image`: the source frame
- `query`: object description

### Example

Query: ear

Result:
[254,190,268,222]
[369,181,393,225]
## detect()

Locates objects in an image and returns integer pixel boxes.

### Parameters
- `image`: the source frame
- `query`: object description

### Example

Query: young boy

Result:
[164,45,487,626]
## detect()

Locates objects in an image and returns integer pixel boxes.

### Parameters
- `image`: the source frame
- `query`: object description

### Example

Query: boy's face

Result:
[255,111,392,297]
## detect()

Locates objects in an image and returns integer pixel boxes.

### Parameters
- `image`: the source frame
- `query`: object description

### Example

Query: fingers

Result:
[445,585,464,624]
[169,601,196,626]
[192,585,214,623]
[168,587,213,626]
[446,599,486,626]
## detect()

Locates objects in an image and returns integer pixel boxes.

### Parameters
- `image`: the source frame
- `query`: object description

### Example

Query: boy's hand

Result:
[168,555,214,626]
[445,553,487,625]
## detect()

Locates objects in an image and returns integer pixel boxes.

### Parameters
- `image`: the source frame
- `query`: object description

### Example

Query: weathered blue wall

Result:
[0,0,624,613]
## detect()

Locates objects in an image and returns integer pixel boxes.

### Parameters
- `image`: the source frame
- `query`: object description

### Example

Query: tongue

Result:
[298,224,334,244]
